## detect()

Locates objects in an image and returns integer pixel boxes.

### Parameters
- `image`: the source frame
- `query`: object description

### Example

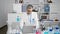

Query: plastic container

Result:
[43,30,49,34]
[54,26,60,34]
[44,31,48,34]
[36,29,42,34]
[48,28,54,34]
[16,16,21,22]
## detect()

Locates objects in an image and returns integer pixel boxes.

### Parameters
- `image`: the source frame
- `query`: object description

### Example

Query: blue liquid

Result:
[56,27,59,30]
[54,27,60,34]
[49,29,53,32]
[44,32,48,34]
[54,32,60,34]
[16,16,20,22]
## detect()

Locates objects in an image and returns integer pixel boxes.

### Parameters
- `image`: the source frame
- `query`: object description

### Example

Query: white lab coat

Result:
[22,12,39,29]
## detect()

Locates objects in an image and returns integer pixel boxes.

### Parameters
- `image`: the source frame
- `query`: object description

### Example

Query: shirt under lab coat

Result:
[22,12,39,29]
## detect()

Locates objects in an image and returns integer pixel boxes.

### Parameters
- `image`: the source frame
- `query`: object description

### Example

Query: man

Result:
[23,4,39,30]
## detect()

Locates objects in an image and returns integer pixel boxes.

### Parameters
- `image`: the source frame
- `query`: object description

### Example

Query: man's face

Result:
[27,7,33,14]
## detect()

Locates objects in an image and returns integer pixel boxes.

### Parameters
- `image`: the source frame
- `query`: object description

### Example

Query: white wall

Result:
[50,0,60,20]
[0,0,15,28]
[50,0,60,13]
[23,0,39,4]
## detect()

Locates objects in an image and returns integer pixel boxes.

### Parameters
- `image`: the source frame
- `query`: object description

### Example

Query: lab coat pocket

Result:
[31,18,35,24]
